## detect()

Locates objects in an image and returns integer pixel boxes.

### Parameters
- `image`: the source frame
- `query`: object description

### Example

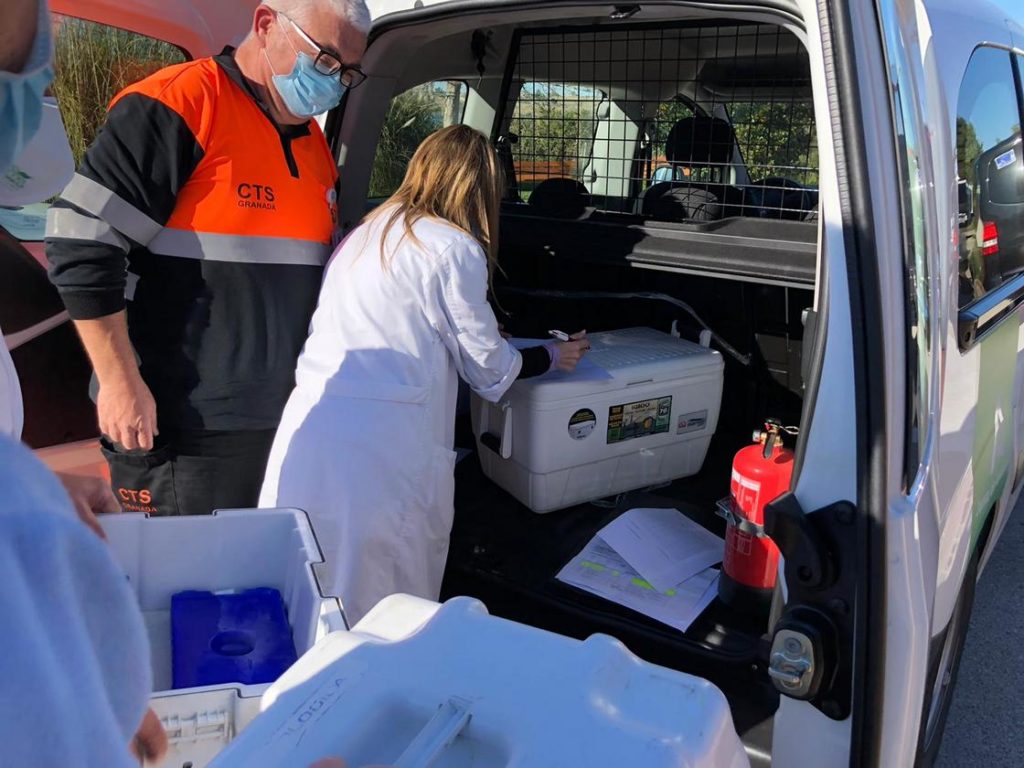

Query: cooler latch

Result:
[160,709,232,744]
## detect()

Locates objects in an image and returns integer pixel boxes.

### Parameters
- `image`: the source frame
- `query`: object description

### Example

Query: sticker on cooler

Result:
[607,396,673,444]
[677,409,708,435]
[568,408,597,440]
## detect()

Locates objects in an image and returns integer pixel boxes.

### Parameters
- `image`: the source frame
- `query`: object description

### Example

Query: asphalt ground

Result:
[937,494,1024,767]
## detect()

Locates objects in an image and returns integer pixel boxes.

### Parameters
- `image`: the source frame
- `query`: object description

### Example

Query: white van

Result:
[3,0,1024,765]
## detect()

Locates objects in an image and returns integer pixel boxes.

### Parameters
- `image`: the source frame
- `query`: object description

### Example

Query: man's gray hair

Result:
[267,0,371,34]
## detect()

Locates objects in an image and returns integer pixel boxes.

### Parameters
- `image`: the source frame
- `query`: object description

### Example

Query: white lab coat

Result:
[0,324,24,439]
[0,434,151,767]
[260,211,522,624]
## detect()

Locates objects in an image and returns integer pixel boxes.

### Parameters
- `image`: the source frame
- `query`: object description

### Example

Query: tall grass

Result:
[52,18,185,166]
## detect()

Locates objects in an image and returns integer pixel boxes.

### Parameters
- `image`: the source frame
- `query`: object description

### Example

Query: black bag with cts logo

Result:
[100,437,179,515]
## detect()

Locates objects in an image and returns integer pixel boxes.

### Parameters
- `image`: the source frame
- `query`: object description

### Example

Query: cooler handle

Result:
[480,402,512,460]
[393,697,472,768]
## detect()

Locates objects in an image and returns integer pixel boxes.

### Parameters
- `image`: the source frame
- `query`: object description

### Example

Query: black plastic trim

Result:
[368,0,806,44]
[957,273,1024,350]
[501,210,817,285]
[766,494,860,719]
[830,0,889,764]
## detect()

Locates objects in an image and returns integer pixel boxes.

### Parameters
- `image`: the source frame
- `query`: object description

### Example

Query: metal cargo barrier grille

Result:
[498,22,819,222]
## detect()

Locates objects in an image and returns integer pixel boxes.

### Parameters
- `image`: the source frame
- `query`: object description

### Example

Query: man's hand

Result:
[130,708,168,766]
[56,472,120,540]
[72,313,158,451]
[97,374,159,451]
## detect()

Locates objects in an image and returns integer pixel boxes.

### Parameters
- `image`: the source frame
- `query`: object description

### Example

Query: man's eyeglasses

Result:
[279,12,367,89]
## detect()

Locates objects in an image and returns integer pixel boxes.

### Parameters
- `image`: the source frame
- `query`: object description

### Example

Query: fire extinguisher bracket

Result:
[714,496,767,537]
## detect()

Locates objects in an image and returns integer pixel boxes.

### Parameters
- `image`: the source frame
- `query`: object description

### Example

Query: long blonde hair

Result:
[365,124,505,283]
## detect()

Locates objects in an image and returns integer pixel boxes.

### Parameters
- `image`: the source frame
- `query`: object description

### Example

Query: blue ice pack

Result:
[171,587,298,689]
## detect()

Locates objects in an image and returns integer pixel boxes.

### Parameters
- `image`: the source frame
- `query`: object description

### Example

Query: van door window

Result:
[879,3,935,484]
[367,80,469,200]
[955,47,1024,308]
[0,16,186,243]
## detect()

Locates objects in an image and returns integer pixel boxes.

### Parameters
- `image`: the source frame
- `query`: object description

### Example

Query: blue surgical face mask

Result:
[264,19,346,119]
[1,4,54,173]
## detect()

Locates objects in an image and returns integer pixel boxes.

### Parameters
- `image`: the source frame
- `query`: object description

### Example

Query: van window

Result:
[501,24,818,220]
[955,47,1024,306]
[728,97,819,190]
[508,81,603,201]
[881,7,934,483]
[368,80,469,199]
[0,16,186,242]
[52,17,187,166]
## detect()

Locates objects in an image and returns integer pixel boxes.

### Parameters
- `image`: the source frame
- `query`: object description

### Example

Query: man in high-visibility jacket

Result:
[45,0,370,515]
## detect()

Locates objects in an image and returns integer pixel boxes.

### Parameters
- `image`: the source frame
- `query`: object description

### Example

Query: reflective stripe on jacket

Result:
[45,51,339,430]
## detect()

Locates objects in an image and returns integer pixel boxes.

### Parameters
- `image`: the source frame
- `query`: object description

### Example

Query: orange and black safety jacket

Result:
[45,50,339,431]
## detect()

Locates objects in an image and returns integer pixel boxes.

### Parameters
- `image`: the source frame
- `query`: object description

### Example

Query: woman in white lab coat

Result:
[260,126,588,624]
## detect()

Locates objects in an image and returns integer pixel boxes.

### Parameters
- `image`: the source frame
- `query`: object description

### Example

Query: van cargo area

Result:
[336,11,830,763]
[442,237,812,761]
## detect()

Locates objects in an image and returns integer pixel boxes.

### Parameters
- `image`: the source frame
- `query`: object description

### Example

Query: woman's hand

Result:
[552,330,589,372]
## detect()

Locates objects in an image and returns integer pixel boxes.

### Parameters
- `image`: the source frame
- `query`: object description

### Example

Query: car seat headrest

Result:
[527,177,590,219]
[665,116,736,167]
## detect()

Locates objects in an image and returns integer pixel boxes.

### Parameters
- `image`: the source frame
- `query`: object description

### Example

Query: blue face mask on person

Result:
[1,7,54,173]
[271,51,346,118]
[264,17,346,119]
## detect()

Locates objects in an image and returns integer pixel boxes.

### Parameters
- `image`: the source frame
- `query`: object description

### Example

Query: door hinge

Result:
[764,492,858,720]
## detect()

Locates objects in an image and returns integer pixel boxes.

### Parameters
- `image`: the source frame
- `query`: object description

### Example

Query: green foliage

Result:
[729,99,818,186]
[652,100,694,150]
[368,81,467,198]
[509,83,600,171]
[957,116,983,188]
[52,18,185,166]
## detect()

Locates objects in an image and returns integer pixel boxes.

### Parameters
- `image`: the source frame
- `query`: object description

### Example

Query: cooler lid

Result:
[208,596,748,767]
[512,327,724,403]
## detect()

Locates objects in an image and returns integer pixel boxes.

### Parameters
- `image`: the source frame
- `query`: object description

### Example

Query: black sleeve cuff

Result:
[516,345,551,379]
[58,288,126,320]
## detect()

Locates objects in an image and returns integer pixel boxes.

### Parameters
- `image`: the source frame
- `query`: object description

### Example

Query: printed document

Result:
[599,507,724,593]
[557,536,719,634]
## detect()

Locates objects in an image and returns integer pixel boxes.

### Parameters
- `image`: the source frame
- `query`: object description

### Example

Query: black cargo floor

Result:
[440,430,779,746]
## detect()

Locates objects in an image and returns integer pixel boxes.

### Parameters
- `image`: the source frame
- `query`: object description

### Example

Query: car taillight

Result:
[982,220,999,256]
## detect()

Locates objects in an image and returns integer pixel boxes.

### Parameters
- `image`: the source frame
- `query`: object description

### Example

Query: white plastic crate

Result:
[473,327,725,512]
[209,595,750,768]
[101,508,345,768]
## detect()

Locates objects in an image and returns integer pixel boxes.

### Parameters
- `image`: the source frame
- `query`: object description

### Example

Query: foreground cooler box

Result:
[101,508,344,768]
[210,595,750,768]
[473,327,725,512]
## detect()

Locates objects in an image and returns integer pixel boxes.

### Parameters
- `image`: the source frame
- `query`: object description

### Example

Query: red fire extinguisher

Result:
[717,419,796,612]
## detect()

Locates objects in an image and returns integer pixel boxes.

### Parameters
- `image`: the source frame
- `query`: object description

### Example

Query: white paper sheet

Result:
[599,507,724,593]
[507,337,613,383]
[556,536,719,634]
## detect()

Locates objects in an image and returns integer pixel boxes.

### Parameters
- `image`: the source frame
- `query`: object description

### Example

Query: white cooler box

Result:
[472,327,725,512]
[209,595,750,768]
[101,508,345,768]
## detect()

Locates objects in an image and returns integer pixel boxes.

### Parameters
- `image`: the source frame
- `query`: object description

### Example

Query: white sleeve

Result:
[432,238,521,402]
[0,324,24,439]
[0,435,149,768]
